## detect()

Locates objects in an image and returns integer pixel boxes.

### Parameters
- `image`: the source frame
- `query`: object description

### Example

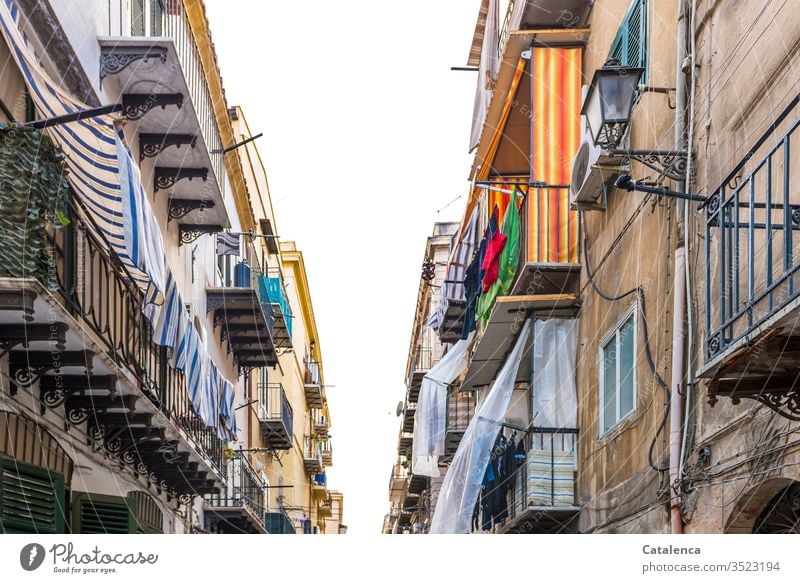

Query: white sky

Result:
[205,0,481,533]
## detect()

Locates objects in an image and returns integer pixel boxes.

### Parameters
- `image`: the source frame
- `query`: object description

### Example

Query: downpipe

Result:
[669,247,686,534]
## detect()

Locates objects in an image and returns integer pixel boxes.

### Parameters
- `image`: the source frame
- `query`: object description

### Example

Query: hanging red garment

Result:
[481,207,506,292]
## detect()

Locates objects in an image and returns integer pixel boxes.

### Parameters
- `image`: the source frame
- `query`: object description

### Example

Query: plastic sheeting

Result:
[429,321,531,533]
[532,319,578,428]
[412,336,472,477]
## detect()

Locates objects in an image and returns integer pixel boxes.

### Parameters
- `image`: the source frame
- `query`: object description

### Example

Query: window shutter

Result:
[131,0,145,36]
[608,0,648,80]
[72,492,137,534]
[151,0,164,36]
[0,458,65,534]
[128,491,164,534]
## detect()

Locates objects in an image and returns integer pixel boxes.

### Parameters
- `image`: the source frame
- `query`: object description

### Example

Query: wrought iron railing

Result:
[205,451,265,520]
[508,427,578,518]
[304,357,322,386]
[257,382,293,437]
[159,4,226,193]
[413,346,433,374]
[50,202,228,479]
[704,94,800,361]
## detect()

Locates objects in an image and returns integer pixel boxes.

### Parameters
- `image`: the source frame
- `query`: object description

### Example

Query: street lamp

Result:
[581,59,644,150]
[581,59,688,183]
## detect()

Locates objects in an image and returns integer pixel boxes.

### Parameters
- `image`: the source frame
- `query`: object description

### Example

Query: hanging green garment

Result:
[476,193,521,323]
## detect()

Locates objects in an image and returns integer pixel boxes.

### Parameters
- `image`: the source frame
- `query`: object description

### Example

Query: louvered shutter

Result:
[72,492,137,534]
[0,458,65,534]
[608,0,648,81]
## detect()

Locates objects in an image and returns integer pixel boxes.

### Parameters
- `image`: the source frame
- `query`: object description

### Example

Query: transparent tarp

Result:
[412,336,472,477]
[430,321,531,533]
[532,319,578,428]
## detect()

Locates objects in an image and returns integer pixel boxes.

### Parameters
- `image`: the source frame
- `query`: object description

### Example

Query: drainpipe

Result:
[670,0,690,535]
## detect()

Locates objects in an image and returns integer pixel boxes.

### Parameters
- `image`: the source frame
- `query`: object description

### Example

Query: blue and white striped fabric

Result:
[218,379,237,441]
[0,0,238,440]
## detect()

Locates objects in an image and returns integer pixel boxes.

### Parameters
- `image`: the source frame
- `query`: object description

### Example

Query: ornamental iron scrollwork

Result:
[168,198,215,222]
[121,93,183,121]
[154,166,208,191]
[609,150,689,183]
[139,133,197,161]
[179,224,223,246]
[99,47,168,79]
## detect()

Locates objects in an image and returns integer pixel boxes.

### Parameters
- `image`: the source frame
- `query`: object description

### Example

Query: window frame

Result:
[598,304,638,437]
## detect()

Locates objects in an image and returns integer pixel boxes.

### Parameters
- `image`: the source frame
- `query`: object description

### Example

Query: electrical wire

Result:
[580,211,671,473]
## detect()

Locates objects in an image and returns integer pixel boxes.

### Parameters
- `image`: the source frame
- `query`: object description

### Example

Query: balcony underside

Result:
[271,305,292,350]
[439,299,467,344]
[407,474,427,495]
[461,293,580,391]
[207,288,277,367]
[313,422,329,439]
[322,451,333,467]
[204,505,266,534]
[0,279,223,496]
[407,371,425,403]
[304,383,324,408]
[398,432,413,453]
[702,315,800,421]
[442,429,466,463]
[259,418,292,450]
[498,505,580,534]
[312,484,327,502]
[98,37,228,229]
[402,403,416,433]
[304,456,323,475]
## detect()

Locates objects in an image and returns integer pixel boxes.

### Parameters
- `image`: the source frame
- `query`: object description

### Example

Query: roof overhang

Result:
[461,293,580,391]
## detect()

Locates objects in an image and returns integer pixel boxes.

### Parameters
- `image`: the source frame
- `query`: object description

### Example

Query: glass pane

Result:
[602,338,617,433]
[619,316,635,417]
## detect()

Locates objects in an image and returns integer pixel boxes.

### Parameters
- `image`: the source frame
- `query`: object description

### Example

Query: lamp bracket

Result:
[608,149,689,182]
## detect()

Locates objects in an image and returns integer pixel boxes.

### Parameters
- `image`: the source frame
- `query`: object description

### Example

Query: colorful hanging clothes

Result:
[480,207,506,292]
[476,194,521,323]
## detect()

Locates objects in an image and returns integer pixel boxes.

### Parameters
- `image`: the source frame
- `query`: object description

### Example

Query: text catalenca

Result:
[50,544,158,565]
[642,545,701,555]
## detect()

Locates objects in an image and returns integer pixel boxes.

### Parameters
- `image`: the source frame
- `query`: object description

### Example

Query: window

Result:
[131,0,145,36]
[608,0,648,82]
[600,310,636,434]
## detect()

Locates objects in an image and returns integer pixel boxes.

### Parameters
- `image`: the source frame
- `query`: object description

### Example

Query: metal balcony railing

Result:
[704,94,800,362]
[305,357,322,386]
[156,4,226,191]
[257,382,293,439]
[205,451,265,520]
[413,346,433,374]
[44,198,228,479]
[264,268,293,338]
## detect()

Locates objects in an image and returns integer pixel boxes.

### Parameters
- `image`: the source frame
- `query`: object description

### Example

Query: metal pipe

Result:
[669,247,687,535]
[670,0,690,536]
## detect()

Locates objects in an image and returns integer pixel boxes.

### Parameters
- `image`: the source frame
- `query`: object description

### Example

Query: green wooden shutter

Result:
[0,458,65,534]
[72,492,137,534]
[608,0,648,81]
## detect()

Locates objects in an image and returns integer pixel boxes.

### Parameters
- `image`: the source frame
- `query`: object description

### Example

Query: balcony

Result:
[304,357,324,408]
[257,383,293,450]
[0,127,225,496]
[204,452,266,533]
[260,269,293,350]
[701,95,800,420]
[320,440,333,467]
[442,391,476,462]
[303,437,323,475]
[407,346,433,403]
[402,401,416,433]
[207,257,278,368]
[97,5,230,232]
[311,473,327,502]
[312,410,329,439]
[498,428,579,534]
[398,431,414,454]
[264,510,296,534]
[389,462,409,503]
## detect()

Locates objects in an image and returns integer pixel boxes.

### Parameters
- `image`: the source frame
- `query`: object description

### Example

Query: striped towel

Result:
[526,449,575,507]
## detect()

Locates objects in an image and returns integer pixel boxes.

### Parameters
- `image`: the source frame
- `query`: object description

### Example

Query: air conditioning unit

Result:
[570,88,628,210]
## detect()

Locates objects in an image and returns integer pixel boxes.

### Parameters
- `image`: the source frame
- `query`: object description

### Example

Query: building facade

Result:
[385,0,800,534]
[0,0,343,534]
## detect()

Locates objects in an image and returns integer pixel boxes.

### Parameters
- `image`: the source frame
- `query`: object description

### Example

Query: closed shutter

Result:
[128,491,164,534]
[0,458,65,534]
[608,0,648,81]
[131,0,145,36]
[151,0,164,36]
[72,492,136,534]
